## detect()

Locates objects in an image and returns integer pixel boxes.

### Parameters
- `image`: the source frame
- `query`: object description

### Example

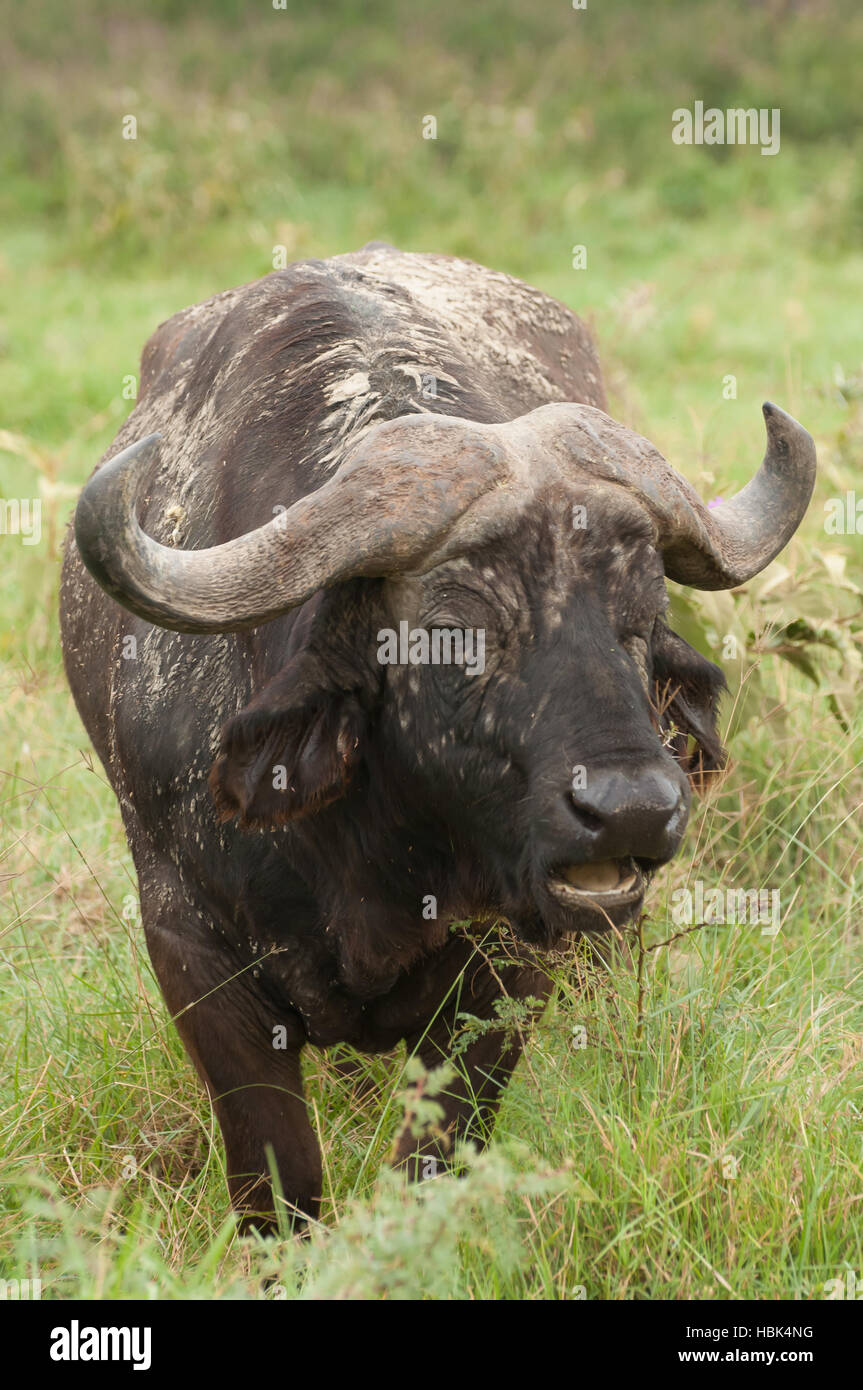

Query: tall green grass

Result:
[1,0,862,1298]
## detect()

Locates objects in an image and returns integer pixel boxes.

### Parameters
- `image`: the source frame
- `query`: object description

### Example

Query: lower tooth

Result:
[562,861,619,892]
[555,864,639,895]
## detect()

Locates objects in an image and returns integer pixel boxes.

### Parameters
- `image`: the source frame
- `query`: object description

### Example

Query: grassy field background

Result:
[1,0,862,1299]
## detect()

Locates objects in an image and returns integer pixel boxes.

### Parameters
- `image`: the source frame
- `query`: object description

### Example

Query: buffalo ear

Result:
[651,619,727,792]
[209,689,365,828]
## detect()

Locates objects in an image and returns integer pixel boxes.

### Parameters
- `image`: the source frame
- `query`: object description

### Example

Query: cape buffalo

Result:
[60,245,816,1231]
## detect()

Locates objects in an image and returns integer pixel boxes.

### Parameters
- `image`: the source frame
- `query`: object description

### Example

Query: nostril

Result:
[569,793,604,835]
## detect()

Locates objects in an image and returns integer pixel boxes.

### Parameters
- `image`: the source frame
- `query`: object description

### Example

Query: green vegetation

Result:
[1,0,861,1299]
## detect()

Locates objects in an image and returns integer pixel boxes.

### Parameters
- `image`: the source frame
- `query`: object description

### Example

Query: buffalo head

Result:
[74,400,815,944]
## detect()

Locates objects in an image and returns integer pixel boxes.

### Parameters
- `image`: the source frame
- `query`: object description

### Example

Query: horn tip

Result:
[761,400,788,425]
[761,400,815,451]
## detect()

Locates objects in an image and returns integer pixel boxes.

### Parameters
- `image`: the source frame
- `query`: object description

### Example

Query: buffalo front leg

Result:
[140,883,321,1235]
[393,936,552,1179]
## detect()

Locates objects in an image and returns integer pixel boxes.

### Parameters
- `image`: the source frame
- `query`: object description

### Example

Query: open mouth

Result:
[546,857,644,912]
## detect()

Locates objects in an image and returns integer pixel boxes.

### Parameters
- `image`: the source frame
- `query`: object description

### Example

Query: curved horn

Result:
[73,417,510,633]
[537,400,815,591]
[658,403,816,589]
[75,400,815,635]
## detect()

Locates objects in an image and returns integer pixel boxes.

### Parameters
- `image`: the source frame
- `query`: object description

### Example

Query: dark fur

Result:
[60,248,725,1230]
